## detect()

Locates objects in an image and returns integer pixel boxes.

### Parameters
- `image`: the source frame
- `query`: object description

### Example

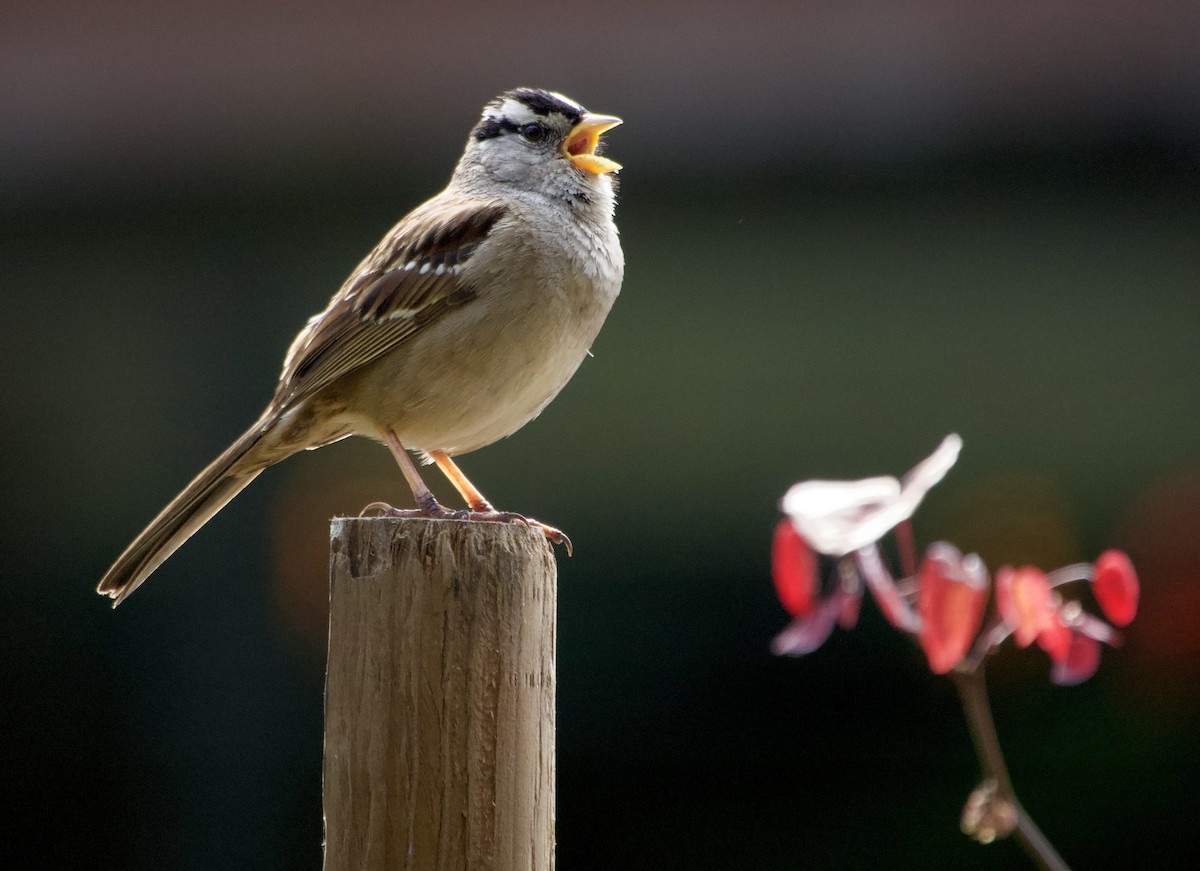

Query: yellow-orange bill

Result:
[565,113,622,175]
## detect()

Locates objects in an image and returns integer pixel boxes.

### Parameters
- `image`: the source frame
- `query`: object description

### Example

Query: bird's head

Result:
[459,88,622,202]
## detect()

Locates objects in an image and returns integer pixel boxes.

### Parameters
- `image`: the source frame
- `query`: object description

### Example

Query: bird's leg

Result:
[359,434,571,553]
[430,450,495,511]
[429,450,573,555]
[384,427,442,512]
[360,427,454,517]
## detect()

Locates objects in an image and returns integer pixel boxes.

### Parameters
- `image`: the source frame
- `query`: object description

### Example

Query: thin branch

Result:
[952,667,1013,796]
[950,666,1071,871]
[1012,799,1071,871]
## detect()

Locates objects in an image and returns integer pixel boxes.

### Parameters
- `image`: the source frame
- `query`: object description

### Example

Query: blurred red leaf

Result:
[1051,632,1102,685]
[996,566,1054,647]
[838,588,862,629]
[917,543,988,674]
[1036,611,1072,663]
[1092,549,1138,627]
[772,520,817,617]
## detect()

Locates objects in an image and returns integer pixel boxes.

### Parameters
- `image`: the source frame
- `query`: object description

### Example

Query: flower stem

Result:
[950,666,1071,871]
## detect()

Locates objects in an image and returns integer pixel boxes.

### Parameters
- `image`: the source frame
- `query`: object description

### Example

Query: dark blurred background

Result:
[3,1,1199,868]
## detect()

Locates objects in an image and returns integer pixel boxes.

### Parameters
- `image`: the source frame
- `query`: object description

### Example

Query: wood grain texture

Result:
[323,517,556,871]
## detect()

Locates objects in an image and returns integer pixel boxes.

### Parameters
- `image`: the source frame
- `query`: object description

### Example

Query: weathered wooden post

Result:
[322,517,557,870]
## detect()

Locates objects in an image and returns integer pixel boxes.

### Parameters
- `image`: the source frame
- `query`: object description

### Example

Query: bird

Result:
[97,88,624,606]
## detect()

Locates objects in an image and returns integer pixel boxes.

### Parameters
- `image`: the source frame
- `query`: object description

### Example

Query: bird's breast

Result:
[343,221,623,455]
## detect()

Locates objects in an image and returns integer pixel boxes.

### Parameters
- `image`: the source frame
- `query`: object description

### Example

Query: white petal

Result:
[779,435,963,556]
[900,433,962,497]
[782,476,899,518]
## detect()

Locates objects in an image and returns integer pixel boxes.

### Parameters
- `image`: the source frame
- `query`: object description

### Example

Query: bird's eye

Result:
[519,122,547,143]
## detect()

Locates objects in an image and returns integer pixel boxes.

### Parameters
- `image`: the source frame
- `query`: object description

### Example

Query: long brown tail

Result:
[97,414,278,607]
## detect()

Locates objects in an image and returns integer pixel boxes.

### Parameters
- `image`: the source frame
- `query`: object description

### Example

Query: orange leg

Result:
[430,451,494,512]
[431,450,573,555]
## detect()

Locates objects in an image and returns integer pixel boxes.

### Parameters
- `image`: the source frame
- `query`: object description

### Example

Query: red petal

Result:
[917,543,989,674]
[996,566,1054,648]
[772,520,817,617]
[1036,611,1072,663]
[1051,632,1102,685]
[838,589,862,629]
[1092,549,1139,627]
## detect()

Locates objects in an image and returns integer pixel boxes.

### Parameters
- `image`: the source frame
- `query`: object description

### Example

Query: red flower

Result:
[1091,549,1138,627]
[1037,596,1124,684]
[995,566,1054,648]
[1050,632,1102,686]
[917,543,989,674]
[772,520,817,617]
[1035,611,1072,664]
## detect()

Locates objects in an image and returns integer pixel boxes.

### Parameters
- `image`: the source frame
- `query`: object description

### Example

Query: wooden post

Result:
[322,517,557,870]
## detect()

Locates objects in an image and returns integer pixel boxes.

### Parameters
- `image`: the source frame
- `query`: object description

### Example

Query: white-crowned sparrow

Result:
[97,88,624,606]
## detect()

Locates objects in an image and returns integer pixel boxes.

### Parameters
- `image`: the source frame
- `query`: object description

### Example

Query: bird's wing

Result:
[273,198,508,409]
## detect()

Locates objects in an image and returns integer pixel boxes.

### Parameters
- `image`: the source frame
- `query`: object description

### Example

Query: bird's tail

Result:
[97,414,277,606]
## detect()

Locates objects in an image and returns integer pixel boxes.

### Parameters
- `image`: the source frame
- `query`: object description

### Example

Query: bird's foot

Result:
[358,501,572,555]
[461,509,573,556]
[359,501,426,518]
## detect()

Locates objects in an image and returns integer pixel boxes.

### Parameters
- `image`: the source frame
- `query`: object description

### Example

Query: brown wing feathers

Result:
[274,202,506,408]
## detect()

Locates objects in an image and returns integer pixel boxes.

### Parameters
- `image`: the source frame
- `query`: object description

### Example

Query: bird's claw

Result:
[537,524,573,556]
[359,501,418,518]
[454,509,573,556]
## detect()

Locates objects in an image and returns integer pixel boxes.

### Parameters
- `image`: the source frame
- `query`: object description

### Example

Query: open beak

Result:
[564,113,623,175]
